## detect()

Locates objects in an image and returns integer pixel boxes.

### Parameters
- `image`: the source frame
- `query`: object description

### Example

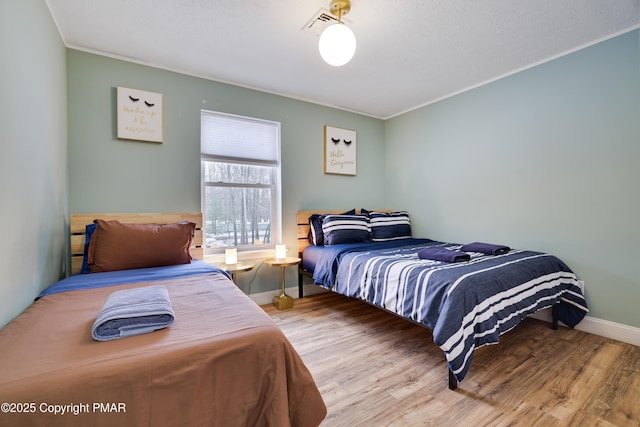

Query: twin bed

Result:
[0,213,326,427]
[296,210,589,390]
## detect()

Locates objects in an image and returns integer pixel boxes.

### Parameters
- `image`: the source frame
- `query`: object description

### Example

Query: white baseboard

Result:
[529,308,640,347]
[252,287,640,348]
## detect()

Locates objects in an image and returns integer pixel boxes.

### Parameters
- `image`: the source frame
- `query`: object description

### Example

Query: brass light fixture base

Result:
[329,0,351,18]
[273,294,294,310]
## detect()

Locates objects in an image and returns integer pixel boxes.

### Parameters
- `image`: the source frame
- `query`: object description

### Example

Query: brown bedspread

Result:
[0,273,326,427]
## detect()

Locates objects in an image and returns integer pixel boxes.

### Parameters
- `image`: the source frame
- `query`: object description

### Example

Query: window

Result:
[201,110,281,255]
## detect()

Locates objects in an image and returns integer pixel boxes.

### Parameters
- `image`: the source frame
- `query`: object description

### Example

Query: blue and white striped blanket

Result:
[309,240,588,382]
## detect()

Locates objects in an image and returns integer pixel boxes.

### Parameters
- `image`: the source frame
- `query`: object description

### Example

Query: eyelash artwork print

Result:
[324,125,357,176]
[117,86,164,143]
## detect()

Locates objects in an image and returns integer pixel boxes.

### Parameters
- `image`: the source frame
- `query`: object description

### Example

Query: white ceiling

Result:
[46,0,639,119]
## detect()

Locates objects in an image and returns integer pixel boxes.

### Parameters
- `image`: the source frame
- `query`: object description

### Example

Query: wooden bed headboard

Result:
[296,209,391,256]
[70,212,204,275]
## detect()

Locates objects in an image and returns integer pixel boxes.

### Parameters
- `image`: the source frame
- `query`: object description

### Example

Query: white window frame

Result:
[200,110,282,260]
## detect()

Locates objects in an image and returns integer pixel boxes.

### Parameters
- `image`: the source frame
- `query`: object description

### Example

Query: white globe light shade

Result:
[318,23,356,66]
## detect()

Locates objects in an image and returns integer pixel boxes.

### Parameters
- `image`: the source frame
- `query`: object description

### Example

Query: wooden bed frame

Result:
[70,212,204,275]
[295,209,560,390]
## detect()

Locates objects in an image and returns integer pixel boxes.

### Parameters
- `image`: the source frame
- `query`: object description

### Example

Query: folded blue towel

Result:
[418,247,470,263]
[92,285,175,341]
[461,242,510,255]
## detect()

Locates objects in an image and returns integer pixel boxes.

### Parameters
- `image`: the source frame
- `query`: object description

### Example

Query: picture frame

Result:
[116,87,163,143]
[324,125,356,175]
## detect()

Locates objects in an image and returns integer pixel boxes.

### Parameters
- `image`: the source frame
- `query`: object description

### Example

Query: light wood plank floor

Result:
[261,292,640,427]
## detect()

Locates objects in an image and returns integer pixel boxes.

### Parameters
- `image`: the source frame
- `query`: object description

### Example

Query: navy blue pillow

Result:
[308,209,356,245]
[369,211,412,241]
[308,214,326,246]
[321,214,370,245]
[81,223,98,274]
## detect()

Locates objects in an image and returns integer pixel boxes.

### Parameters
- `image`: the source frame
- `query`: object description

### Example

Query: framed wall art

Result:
[324,125,356,175]
[117,86,163,143]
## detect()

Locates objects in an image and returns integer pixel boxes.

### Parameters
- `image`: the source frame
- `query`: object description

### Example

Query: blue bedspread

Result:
[307,239,589,382]
[39,260,228,298]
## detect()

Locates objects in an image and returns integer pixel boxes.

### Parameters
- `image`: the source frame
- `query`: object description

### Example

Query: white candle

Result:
[275,244,287,259]
[225,248,237,264]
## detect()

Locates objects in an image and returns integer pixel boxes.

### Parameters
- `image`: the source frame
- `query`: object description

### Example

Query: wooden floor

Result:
[261,292,640,427]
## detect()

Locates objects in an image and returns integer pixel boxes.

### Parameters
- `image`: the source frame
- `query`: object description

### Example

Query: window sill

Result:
[204,248,279,264]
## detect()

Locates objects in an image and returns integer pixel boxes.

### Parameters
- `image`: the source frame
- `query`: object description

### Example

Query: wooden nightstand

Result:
[264,257,301,310]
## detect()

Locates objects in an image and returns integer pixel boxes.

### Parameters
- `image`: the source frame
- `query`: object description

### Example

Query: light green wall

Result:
[0,0,68,328]
[67,50,386,294]
[2,3,637,331]
[386,30,640,328]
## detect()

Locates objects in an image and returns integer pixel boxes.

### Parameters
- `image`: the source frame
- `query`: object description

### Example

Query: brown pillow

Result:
[88,220,195,273]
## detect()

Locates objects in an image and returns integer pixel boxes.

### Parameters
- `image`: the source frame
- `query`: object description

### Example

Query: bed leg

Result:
[551,303,559,330]
[298,266,304,298]
[448,368,458,390]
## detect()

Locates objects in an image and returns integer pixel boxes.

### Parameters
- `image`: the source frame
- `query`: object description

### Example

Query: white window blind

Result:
[201,110,279,165]
[200,109,282,254]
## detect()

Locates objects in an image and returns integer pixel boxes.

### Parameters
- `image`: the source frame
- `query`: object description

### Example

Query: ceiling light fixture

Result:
[318,0,356,66]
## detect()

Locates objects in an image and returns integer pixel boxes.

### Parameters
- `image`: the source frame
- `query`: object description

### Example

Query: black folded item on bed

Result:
[418,247,470,263]
[461,242,510,255]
